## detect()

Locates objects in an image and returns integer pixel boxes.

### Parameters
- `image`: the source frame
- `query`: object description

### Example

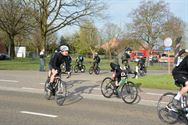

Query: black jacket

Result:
[172,56,188,75]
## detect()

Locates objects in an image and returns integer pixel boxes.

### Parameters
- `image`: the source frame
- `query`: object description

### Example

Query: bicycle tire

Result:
[81,65,86,73]
[95,67,100,75]
[44,78,52,100]
[89,67,93,74]
[55,79,67,106]
[101,77,114,98]
[74,65,79,73]
[121,81,138,104]
[157,92,179,124]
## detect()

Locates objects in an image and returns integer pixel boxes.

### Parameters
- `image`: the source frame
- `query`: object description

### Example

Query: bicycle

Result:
[137,64,147,77]
[74,62,86,73]
[157,82,188,124]
[89,62,100,75]
[44,73,70,106]
[101,69,138,104]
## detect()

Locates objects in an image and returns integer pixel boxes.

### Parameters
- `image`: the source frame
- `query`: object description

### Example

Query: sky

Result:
[59,0,188,41]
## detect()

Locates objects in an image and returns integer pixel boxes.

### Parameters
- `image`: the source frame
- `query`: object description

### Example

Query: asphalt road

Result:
[0,70,186,125]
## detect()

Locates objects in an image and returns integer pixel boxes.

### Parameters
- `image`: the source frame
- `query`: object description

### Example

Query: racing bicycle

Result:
[101,69,138,104]
[89,62,100,75]
[44,73,71,106]
[157,82,188,124]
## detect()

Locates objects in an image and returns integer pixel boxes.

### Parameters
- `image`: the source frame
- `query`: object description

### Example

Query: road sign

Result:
[164,47,172,51]
[164,37,172,47]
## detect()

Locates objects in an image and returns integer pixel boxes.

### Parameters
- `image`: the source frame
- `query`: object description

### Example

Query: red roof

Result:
[101,38,122,50]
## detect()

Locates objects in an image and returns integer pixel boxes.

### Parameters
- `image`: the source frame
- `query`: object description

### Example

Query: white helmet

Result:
[59,45,69,52]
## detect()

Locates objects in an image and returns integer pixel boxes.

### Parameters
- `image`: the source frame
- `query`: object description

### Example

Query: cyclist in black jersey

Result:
[48,45,70,91]
[172,49,188,108]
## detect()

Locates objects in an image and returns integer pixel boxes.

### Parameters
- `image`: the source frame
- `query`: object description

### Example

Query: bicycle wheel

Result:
[101,77,115,98]
[81,65,86,73]
[74,65,79,73]
[44,78,52,100]
[55,79,67,106]
[89,67,93,74]
[157,92,179,124]
[121,81,138,104]
[95,67,100,75]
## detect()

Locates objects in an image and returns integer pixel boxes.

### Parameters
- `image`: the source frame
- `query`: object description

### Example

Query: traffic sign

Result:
[164,37,172,47]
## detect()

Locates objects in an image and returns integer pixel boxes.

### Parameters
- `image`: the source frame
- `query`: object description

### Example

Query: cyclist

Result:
[93,52,100,69]
[137,56,147,73]
[76,55,84,70]
[172,49,188,109]
[47,45,70,91]
[121,47,138,78]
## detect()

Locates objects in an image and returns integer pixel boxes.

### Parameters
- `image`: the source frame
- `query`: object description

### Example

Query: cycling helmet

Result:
[125,47,132,52]
[59,45,69,52]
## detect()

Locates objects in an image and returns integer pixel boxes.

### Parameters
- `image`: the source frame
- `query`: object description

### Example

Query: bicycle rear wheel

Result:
[157,92,179,124]
[55,79,67,106]
[101,77,115,98]
[121,81,138,104]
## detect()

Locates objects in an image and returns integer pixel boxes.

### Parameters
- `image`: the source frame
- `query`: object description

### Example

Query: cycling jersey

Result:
[172,55,188,86]
[94,55,100,64]
[172,56,188,75]
[49,52,70,73]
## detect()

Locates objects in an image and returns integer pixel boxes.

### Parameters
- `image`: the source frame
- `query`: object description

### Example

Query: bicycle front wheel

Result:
[157,92,179,124]
[44,78,52,100]
[74,65,79,73]
[55,79,67,106]
[101,77,115,98]
[81,65,86,73]
[121,81,138,104]
[89,67,93,74]
[95,67,100,75]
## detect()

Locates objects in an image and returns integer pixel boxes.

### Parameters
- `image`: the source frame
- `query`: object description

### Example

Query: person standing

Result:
[39,49,45,71]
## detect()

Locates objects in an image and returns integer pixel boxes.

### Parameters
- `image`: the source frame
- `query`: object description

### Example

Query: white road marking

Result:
[40,83,45,85]
[0,79,18,83]
[21,87,43,91]
[145,92,162,96]
[20,111,58,118]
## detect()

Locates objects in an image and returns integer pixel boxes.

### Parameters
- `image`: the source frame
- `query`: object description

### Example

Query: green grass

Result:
[0,57,171,70]
[130,74,179,90]
[0,57,178,90]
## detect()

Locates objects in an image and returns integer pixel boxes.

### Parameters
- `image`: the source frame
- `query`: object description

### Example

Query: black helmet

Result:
[125,47,132,52]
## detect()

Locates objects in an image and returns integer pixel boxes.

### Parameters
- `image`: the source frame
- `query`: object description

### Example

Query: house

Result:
[100,38,122,50]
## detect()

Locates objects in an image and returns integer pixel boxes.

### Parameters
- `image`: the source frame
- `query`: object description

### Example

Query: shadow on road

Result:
[63,80,99,106]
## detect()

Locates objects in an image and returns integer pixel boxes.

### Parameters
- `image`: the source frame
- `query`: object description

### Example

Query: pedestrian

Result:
[39,49,45,72]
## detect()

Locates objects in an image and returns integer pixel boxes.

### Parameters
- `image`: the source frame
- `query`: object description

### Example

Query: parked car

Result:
[159,54,174,63]
[0,53,10,60]
[131,52,144,62]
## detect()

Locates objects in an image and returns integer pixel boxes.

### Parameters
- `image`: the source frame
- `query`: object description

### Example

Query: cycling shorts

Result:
[173,74,188,86]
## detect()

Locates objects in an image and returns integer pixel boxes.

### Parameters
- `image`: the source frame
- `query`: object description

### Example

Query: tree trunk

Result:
[9,36,15,58]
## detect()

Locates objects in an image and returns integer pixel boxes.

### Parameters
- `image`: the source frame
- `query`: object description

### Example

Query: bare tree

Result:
[162,15,185,48]
[128,1,170,50]
[0,0,33,58]
[101,22,125,59]
[25,0,106,51]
